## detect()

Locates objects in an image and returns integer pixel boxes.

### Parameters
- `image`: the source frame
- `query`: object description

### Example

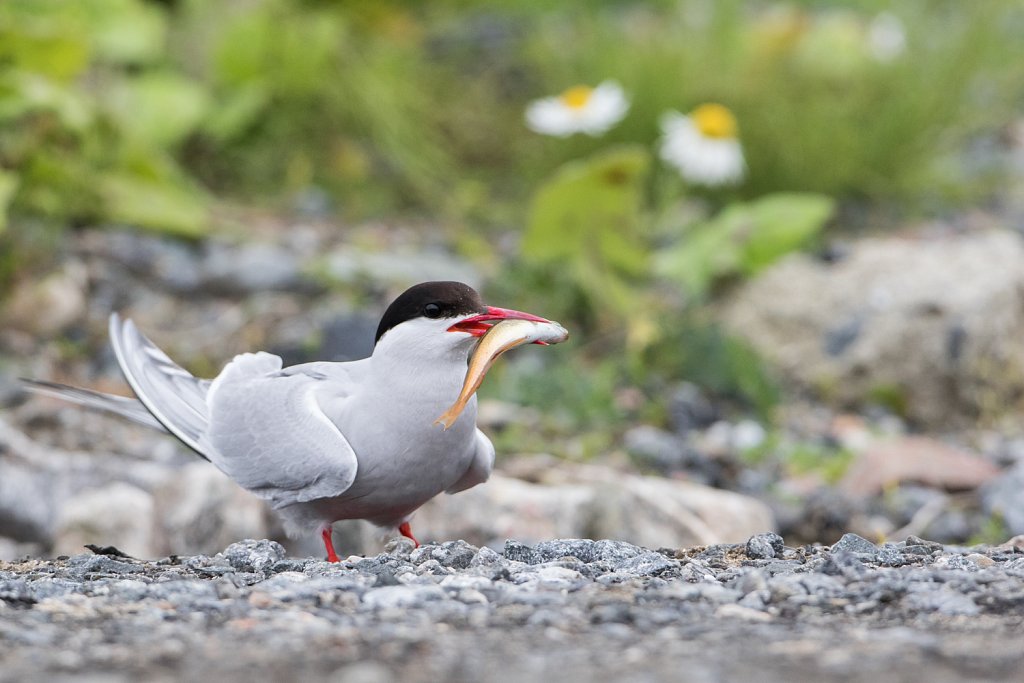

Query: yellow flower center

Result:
[691,103,738,139]
[560,85,594,110]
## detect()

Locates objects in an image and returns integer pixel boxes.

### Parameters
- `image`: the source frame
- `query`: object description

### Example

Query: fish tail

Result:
[433,408,459,430]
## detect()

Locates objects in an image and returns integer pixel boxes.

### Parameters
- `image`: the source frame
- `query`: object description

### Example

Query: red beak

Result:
[448,306,552,342]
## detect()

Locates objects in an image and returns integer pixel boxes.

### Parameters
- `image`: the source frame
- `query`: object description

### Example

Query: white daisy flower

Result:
[659,103,745,186]
[525,81,629,137]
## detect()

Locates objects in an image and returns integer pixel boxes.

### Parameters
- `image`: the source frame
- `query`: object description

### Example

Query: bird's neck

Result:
[367,344,470,404]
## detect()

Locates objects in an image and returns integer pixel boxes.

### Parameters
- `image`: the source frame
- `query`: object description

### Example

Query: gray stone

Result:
[153,462,270,557]
[318,313,377,361]
[732,568,770,595]
[667,382,719,435]
[623,425,688,472]
[831,532,877,555]
[722,231,1024,426]
[904,535,943,551]
[902,588,980,616]
[220,539,286,574]
[94,231,203,292]
[818,551,869,578]
[427,540,479,569]
[67,554,145,576]
[924,509,976,543]
[614,552,678,577]
[503,540,539,565]
[0,460,54,543]
[361,584,447,610]
[531,539,602,564]
[933,554,980,572]
[468,546,503,568]
[203,241,311,295]
[876,545,906,567]
[746,533,785,560]
[0,370,26,409]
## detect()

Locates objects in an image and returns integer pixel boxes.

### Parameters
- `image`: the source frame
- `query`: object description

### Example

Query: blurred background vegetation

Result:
[2,0,1023,446]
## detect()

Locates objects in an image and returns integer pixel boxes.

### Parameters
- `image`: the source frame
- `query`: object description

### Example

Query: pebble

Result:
[746,532,785,560]
[220,539,287,574]
[0,536,1022,681]
[831,532,878,555]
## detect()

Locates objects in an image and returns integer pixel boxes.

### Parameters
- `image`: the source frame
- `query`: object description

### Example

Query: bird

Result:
[25,281,557,562]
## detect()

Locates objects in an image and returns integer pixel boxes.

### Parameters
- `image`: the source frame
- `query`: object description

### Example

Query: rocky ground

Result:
[2,535,1024,683]
[5,222,1024,681]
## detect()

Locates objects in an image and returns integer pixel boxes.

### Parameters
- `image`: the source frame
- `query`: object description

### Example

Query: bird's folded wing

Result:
[206,360,358,509]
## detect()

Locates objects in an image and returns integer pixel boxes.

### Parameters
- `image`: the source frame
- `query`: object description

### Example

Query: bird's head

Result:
[373,281,551,362]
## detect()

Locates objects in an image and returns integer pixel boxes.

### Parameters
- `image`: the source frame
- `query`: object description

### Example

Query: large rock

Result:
[152,462,272,557]
[415,461,775,550]
[0,460,55,543]
[413,474,596,548]
[722,231,1024,426]
[54,482,157,558]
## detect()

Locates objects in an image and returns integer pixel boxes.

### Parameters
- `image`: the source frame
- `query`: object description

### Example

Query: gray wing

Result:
[108,313,212,457]
[206,353,359,509]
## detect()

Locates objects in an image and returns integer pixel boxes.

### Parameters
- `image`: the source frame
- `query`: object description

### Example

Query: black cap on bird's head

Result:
[374,281,551,345]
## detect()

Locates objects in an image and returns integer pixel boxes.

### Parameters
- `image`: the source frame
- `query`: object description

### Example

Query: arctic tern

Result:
[26,281,565,562]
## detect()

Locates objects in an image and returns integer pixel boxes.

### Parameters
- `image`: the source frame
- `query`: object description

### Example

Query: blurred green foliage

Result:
[2,0,1019,233]
[0,0,210,236]
[2,0,1023,427]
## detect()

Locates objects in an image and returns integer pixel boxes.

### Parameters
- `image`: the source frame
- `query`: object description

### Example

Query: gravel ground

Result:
[2,535,1024,683]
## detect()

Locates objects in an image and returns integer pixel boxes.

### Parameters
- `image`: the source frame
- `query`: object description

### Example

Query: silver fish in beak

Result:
[435,318,569,430]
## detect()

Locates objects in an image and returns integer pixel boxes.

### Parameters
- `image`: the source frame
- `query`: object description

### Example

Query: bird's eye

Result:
[423,303,442,319]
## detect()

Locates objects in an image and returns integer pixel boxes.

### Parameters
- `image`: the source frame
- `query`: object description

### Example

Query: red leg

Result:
[321,525,340,563]
[398,521,420,548]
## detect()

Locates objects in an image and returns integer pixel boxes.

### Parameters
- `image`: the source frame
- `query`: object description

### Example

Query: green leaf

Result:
[99,173,209,237]
[201,84,269,143]
[0,71,93,130]
[654,220,742,297]
[108,72,209,148]
[656,192,834,296]
[522,145,650,278]
[0,11,91,82]
[738,192,835,274]
[0,171,19,233]
[82,0,167,65]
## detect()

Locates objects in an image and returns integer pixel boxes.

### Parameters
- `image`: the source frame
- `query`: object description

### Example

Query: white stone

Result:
[55,482,157,558]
